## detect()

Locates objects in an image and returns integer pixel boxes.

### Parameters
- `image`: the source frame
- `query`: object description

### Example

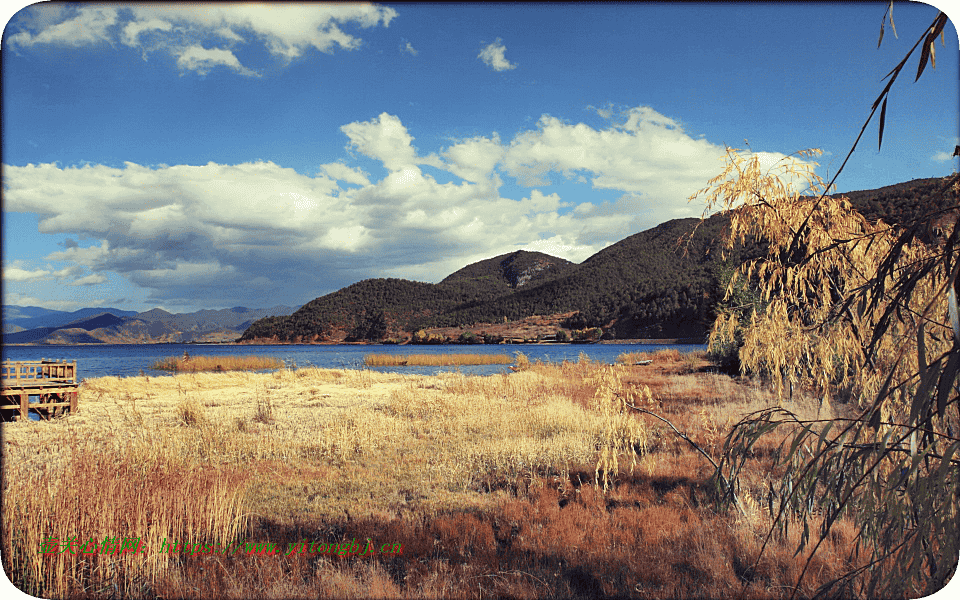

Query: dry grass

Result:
[363,353,514,366]
[151,354,283,372]
[2,357,866,599]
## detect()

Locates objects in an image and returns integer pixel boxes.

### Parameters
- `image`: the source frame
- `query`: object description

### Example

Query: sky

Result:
[2,2,958,314]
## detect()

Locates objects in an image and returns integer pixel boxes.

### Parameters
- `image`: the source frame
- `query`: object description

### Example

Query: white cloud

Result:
[7,6,118,48]
[402,41,418,56]
[318,162,371,187]
[69,273,108,286]
[2,106,802,309]
[932,150,958,162]
[175,45,259,77]
[7,4,397,76]
[439,134,504,185]
[4,266,51,282]
[341,113,424,172]
[478,38,516,71]
[502,107,726,199]
[121,16,173,48]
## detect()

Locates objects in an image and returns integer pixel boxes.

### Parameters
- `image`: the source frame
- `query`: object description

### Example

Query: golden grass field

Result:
[2,351,863,599]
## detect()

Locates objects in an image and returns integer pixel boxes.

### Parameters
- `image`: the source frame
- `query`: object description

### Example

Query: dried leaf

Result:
[936,351,960,419]
[878,97,888,151]
[950,287,959,342]
[916,36,931,81]
[911,357,941,425]
[889,1,897,38]
[917,321,927,375]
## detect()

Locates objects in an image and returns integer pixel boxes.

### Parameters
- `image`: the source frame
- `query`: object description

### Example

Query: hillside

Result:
[239,251,572,343]
[239,176,957,344]
[238,216,747,343]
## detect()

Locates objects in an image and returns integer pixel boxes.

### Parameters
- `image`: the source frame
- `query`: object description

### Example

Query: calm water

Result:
[1,342,706,380]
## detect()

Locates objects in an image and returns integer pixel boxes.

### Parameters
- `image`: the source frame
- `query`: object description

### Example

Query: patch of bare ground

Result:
[3,355,864,599]
[420,311,579,342]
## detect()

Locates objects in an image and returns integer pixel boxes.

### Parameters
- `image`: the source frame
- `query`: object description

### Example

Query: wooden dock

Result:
[1,359,78,421]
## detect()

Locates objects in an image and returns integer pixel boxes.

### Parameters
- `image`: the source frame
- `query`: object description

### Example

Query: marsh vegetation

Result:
[150,354,284,373]
[3,352,867,599]
[363,353,514,367]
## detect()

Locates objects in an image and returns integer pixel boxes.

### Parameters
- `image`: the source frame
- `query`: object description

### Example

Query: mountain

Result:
[439,251,575,297]
[2,306,139,333]
[132,305,299,332]
[239,176,957,344]
[2,306,299,345]
[239,251,572,343]
[238,225,735,343]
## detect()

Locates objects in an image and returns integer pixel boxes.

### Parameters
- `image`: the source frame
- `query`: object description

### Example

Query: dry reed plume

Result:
[363,353,513,366]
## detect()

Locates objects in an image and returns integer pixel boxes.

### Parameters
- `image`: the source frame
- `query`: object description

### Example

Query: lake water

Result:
[1,342,706,380]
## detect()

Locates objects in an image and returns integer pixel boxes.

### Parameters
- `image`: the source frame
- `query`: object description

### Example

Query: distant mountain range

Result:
[238,176,957,344]
[2,305,299,345]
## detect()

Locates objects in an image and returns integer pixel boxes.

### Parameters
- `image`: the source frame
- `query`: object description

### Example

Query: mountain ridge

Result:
[2,305,299,345]
[239,176,956,344]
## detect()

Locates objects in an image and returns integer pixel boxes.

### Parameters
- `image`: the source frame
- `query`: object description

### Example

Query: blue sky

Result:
[2,2,958,313]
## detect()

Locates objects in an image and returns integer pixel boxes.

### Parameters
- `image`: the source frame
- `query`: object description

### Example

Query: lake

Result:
[1,342,706,379]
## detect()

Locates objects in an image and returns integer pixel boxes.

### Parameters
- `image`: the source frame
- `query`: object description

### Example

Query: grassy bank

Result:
[3,352,863,598]
[363,353,514,366]
[151,354,284,372]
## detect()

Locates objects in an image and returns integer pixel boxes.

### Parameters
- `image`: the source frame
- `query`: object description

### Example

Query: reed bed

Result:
[3,428,248,599]
[150,354,283,372]
[363,353,513,366]
[2,357,865,599]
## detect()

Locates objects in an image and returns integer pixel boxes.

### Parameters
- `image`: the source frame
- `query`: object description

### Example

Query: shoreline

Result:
[4,338,707,347]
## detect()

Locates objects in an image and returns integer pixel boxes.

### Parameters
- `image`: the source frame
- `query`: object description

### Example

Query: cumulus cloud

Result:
[401,40,418,56]
[7,5,118,48]
[502,106,725,196]
[478,38,516,71]
[342,113,424,172]
[3,106,804,309]
[4,266,51,282]
[6,3,398,76]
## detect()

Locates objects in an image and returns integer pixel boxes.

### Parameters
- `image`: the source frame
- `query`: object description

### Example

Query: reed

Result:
[2,427,248,599]
[616,351,651,364]
[151,354,283,372]
[363,353,513,366]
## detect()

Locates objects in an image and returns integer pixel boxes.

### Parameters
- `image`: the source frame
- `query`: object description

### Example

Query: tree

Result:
[692,8,958,598]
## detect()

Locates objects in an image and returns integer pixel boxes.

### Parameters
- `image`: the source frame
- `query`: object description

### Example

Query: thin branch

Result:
[622,399,746,516]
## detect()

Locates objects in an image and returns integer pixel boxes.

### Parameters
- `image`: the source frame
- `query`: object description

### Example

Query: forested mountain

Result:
[842,177,953,226]
[439,251,575,298]
[238,217,753,342]
[239,251,574,342]
[240,175,956,343]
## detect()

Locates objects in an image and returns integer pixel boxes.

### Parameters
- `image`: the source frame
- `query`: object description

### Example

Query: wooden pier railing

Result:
[1,359,78,421]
